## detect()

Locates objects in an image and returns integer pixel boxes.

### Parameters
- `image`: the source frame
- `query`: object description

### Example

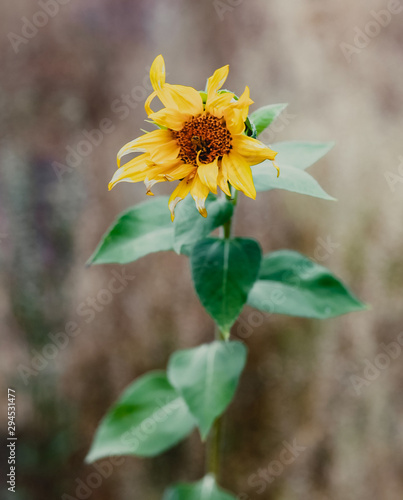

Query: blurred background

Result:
[1,0,403,499]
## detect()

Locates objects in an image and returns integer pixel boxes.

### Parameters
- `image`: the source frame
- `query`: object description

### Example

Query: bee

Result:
[191,136,208,154]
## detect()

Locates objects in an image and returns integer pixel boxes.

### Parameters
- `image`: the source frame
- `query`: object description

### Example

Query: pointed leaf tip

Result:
[167,341,247,439]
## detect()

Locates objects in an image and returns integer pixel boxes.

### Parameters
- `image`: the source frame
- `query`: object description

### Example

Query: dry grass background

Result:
[1,1,403,499]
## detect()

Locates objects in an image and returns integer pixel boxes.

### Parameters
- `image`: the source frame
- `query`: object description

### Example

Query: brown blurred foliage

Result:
[1,1,403,499]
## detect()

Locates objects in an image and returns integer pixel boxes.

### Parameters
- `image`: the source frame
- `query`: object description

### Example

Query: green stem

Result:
[222,188,237,239]
[205,187,238,481]
[223,218,232,239]
[206,413,222,477]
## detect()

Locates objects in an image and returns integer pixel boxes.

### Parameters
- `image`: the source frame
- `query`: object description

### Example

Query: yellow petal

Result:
[205,91,235,117]
[222,87,253,134]
[145,90,158,115]
[197,157,218,194]
[224,107,246,135]
[144,176,164,195]
[144,160,181,180]
[146,56,203,116]
[217,159,231,196]
[165,84,204,115]
[144,169,168,195]
[191,174,210,217]
[168,175,193,221]
[146,55,179,113]
[150,55,166,91]
[109,154,150,190]
[206,65,229,109]
[117,130,173,166]
[222,151,256,199]
[143,161,194,195]
[232,86,254,122]
[164,163,196,181]
[232,135,277,164]
[149,140,180,164]
[148,108,191,131]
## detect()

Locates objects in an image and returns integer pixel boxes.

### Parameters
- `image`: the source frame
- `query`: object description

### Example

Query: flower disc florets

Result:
[173,114,232,166]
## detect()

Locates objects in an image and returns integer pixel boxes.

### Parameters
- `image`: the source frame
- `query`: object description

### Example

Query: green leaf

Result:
[190,238,262,336]
[247,250,367,319]
[87,196,174,265]
[168,341,247,439]
[250,103,288,136]
[252,141,335,200]
[252,160,335,200]
[174,194,234,256]
[163,475,236,500]
[85,371,196,462]
[271,141,335,170]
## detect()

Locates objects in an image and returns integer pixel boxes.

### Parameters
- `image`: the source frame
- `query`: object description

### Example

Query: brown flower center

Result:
[173,114,232,166]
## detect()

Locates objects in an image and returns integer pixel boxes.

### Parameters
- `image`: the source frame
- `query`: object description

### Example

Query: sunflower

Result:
[109,55,279,220]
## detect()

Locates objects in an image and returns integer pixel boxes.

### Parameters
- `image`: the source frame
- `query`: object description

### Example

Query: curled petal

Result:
[143,160,184,195]
[206,65,229,109]
[168,175,194,221]
[145,90,158,115]
[145,55,170,114]
[222,87,253,134]
[145,55,177,113]
[150,54,166,91]
[232,86,254,122]
[117,130,173,166]
[109,154,150,190]
[145,55,203,116]
[190,174,210,218]
[272,161,280,178]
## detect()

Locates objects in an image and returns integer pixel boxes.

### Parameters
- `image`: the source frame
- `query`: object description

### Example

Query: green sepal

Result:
[247,250,368,319]
[245,115,257,139]
[167,341,247,439]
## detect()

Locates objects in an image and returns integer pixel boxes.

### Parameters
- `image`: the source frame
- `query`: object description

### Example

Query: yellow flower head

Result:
[109,55,279,220]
